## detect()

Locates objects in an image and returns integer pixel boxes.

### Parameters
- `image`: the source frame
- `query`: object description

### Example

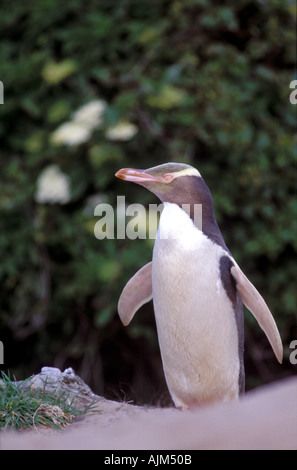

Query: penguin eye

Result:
[162,173,174,184]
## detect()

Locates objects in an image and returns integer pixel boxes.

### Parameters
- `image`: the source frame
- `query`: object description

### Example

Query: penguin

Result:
[115,162,283,409]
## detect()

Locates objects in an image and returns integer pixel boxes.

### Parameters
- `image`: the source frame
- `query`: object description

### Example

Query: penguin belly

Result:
[152,203,240,409]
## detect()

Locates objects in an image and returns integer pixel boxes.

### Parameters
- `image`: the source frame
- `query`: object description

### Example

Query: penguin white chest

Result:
[152,203,240,408]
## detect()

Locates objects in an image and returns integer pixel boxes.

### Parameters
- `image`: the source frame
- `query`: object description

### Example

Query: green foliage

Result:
[0,0,295,403]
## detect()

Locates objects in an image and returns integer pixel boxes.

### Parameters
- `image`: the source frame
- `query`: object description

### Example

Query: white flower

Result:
[72,100,106,129]
[51,121,92,146]
[51,99,107,147]
[106,121,138,141]
[35,165,71,204]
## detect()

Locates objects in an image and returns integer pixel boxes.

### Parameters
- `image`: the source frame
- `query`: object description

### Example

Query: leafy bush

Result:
[0,0,295,404]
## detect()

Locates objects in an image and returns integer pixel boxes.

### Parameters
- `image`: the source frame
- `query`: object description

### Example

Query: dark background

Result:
[0,0,296,405]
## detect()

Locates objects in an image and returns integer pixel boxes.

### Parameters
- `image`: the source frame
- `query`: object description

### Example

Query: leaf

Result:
[146,85,186,109]
[42,59,77,84]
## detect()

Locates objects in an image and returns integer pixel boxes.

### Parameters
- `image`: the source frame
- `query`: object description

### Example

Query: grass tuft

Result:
[0,371,99,431]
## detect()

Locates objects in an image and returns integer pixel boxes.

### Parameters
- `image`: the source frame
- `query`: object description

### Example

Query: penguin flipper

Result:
[230,264,283,364]
[118,262,153,326]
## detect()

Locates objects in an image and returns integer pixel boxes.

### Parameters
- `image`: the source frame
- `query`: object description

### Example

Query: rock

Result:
[29,367,97,402]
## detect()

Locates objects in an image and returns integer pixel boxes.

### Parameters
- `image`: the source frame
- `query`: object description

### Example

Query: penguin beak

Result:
[115,168,160,184]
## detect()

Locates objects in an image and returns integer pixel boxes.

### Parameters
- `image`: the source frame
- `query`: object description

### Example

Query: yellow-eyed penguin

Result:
[115,163,283,409]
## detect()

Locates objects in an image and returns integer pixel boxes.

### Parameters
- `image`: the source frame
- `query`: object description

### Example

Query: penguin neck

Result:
[188,200,229,252]
[159,175,229,252]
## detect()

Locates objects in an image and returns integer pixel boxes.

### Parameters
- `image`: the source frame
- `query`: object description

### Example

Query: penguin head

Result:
[115,162,213,209]
[116,162,227,248]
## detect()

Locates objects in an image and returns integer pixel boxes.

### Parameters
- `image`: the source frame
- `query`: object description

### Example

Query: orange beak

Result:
[115,168,160,183]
